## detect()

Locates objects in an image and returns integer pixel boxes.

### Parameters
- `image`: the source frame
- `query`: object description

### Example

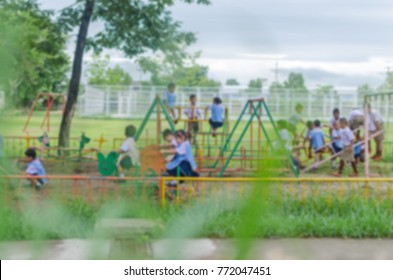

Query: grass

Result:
[1,191,393,241]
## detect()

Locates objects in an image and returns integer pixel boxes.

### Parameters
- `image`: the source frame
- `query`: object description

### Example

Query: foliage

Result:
[315,85,336,95]
[86,54,132,86]
[283,72,308,94]
[57,0,211,148]
[247,78,263,89]
[0,0,69,107]
[357,83,374,99]
[226,78,240,86]
[269,81,285,94]
[379,71,393,92]
[138,51,220,87]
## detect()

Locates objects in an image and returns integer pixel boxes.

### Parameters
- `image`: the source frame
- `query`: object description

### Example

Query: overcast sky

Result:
[38,0,393,88]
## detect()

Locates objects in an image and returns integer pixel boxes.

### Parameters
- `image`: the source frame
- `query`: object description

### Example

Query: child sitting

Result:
[333,118,358,177]
[184,94,201,144]
[207,97,224,137]
[330,120,343,169]
[117,125,140,178]
[164,130,199,182]
[24,148,47,190]
[309,119,325,164]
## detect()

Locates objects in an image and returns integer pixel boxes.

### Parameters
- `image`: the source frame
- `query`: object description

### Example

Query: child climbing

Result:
[333,118,358,177]
[117,125,140,178]
[207,97,224,137]
[184,94,201,144]
[163,82,178,124]
[24,148,47,190]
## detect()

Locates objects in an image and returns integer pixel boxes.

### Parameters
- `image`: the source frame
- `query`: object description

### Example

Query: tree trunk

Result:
[58,0,95,149]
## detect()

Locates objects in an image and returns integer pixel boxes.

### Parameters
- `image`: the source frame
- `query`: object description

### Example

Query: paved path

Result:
[2,239,393,260]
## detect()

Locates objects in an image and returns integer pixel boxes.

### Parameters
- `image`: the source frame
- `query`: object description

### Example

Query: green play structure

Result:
[210,98,298,177]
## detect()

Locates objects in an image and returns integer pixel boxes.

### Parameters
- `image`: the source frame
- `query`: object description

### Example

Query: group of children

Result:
[282,104,384,177]
[164,83,226,139]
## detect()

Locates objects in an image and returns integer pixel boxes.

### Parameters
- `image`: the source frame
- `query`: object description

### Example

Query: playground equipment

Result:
[135,95,176,146]
[209,98,297,177]
[23,93,65,133]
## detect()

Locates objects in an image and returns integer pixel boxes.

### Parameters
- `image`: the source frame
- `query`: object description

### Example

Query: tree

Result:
[269,81,285,94]
[357,83,374,99]
[315,85,335,95]
[248,78,263,89]
[138,51,220,87]
[0,0,69,107]
[283,72,308,94]
[57,0,210,148]
[226,79,240,86]
[86,54,132,86]
[379,71,393,92]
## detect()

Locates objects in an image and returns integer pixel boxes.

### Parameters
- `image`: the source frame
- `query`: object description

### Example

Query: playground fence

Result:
[77,85,388,122]
[2,175,393,208]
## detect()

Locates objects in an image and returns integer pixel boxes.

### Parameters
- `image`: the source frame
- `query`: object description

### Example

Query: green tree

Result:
[57,0,211,148]
[248,78,263,89]
[379,71,393,92]
[358,83,374,95]
[226,78,240,86]
[0,0,69,107]
[86,54,132,86]
[139,51,220,87]
[315,85,335,95]
[284,72,308,94]
[269,81,285,94]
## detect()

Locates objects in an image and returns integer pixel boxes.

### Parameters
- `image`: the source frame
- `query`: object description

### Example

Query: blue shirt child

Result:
[164,91,177,108]
[310,128,325,152]
[166,141,197,171]
[26,159,48,184]
[209,104,224,123]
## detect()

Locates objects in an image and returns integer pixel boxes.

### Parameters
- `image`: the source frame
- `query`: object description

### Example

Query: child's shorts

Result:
[314,147,325,154]
[332,143,343,154]
[117,154,133,169]
[209,119,223,129]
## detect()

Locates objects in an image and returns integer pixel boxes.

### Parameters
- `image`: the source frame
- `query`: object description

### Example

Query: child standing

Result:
[309,120,325,164]
[303,120,313,159]
[24,148,47,190]
[333,118,358,177]
[117,125,140,178]
[184,94,201,144]
[276,120,303,170]
[329,108,340,135]
[207,97,224,137]
[330,120,343,169]
[164,82,178,124]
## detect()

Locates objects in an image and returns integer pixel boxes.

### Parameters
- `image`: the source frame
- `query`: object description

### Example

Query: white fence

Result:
[78,85,372,121]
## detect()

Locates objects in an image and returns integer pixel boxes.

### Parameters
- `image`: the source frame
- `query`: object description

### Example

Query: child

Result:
[184,94,201,144]
[330,120,343,169]
[303,120,313,159]
[276,120,303,171]
[162,129,177,148]
[354,133,364,164]
[333,118,358,177]
[117,125,140,178]
[24,148,47,190]
[207,97,224,137]
[309,120,325,164]
[164,82,178,124]
[165,130,199,181]
[329,108,340,135]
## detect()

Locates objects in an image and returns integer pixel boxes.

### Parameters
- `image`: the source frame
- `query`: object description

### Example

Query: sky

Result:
[38,0,393,88]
